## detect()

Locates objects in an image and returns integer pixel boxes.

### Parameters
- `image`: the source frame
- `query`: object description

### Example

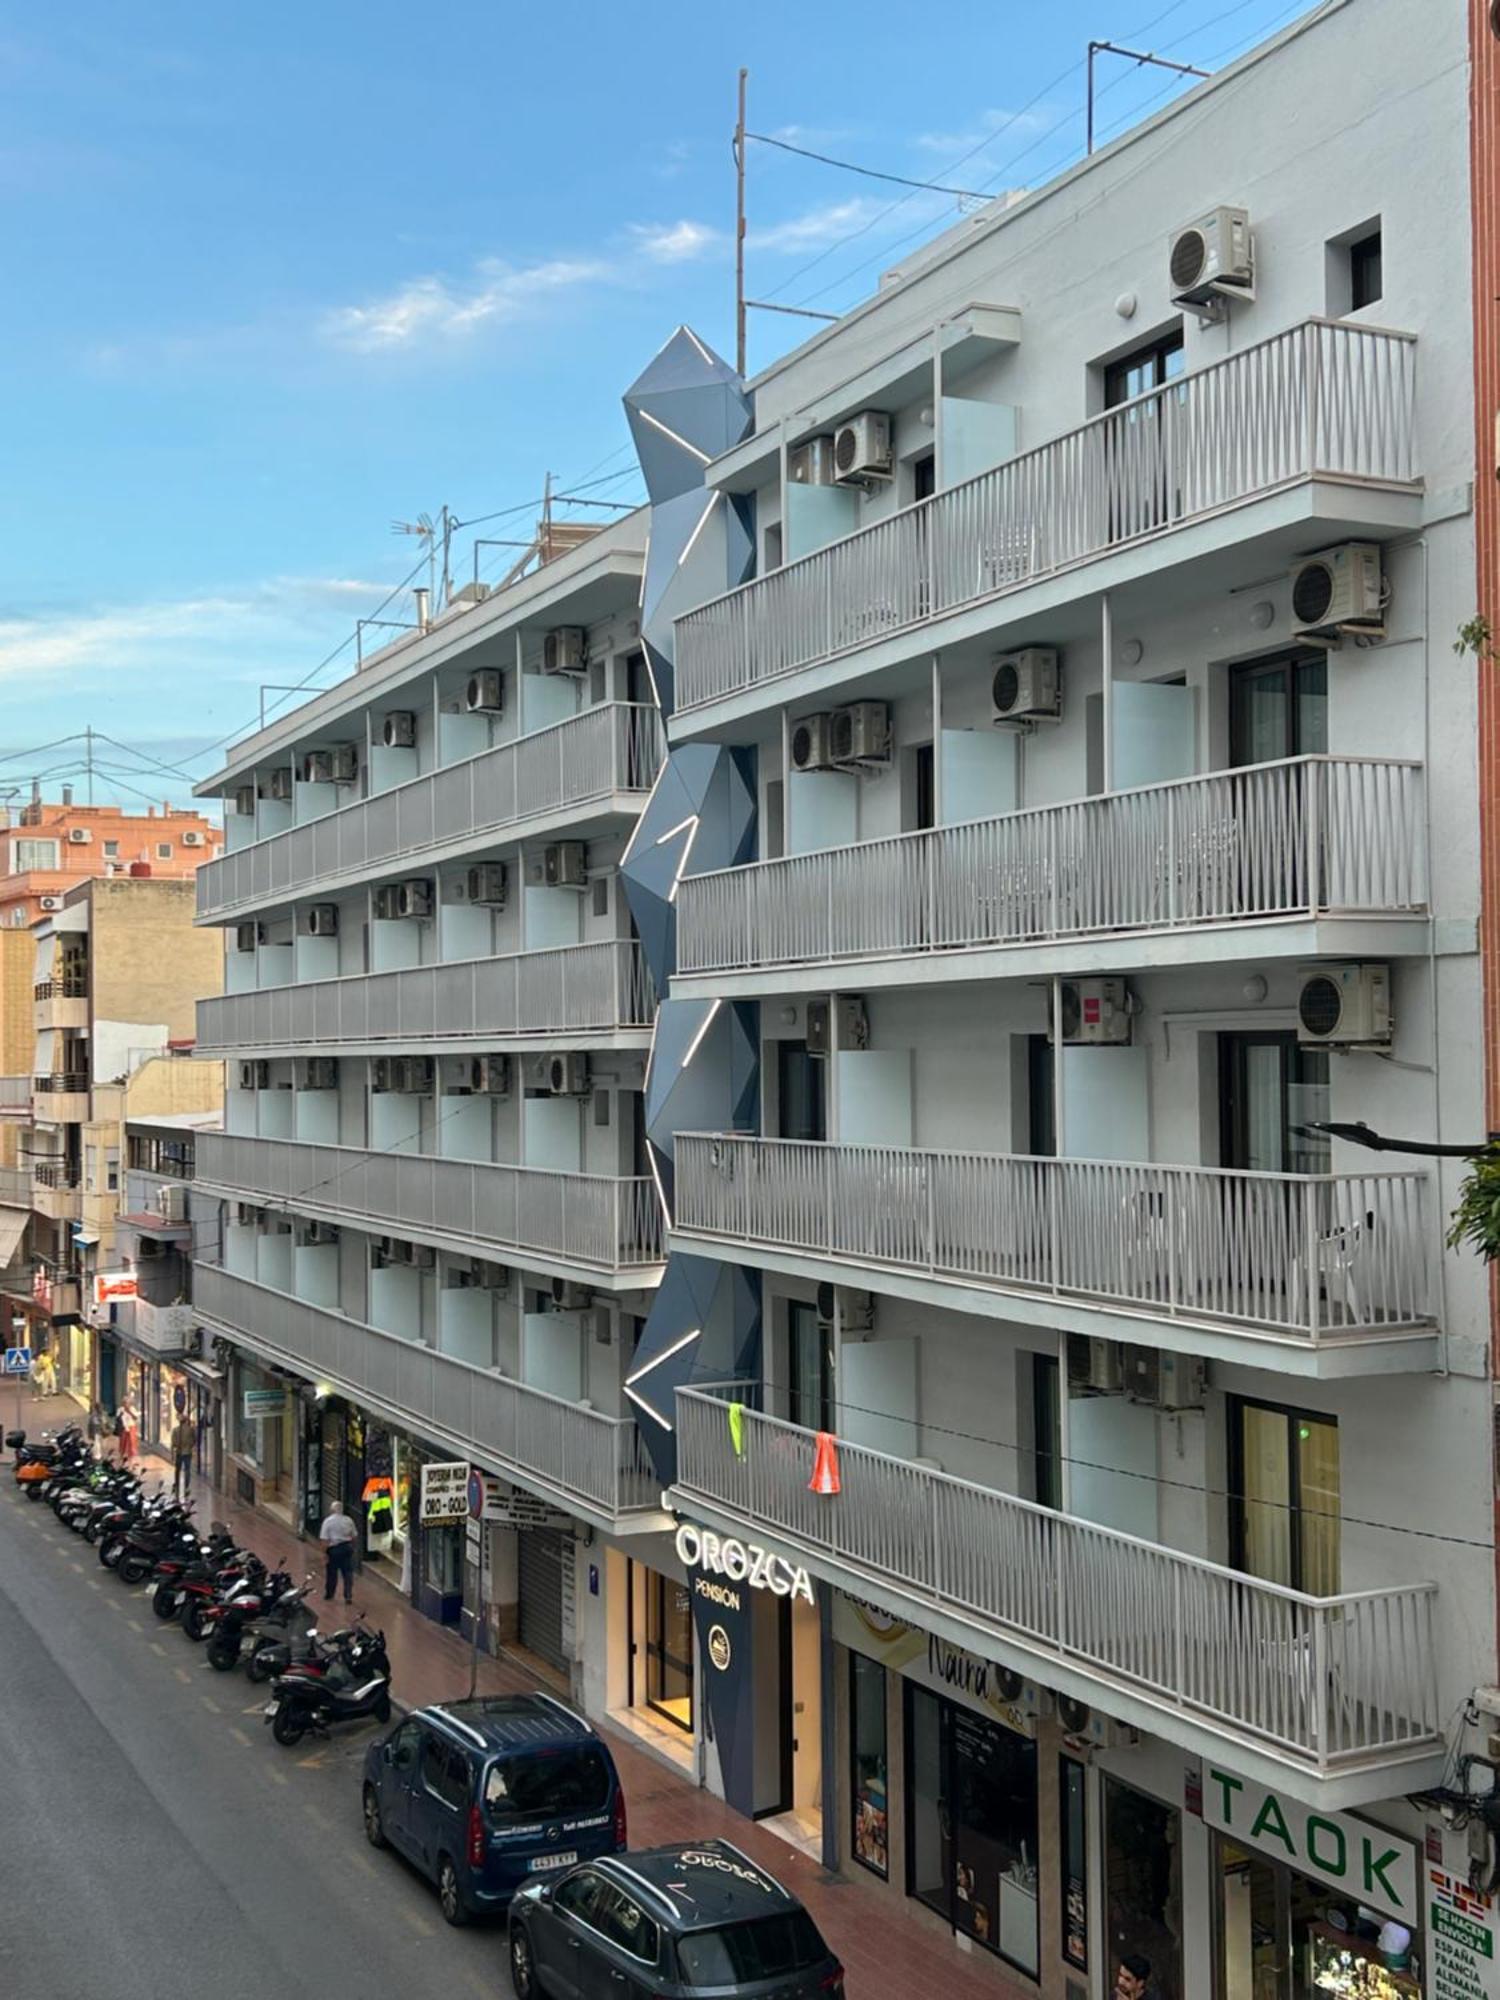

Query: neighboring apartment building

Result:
[1,795,223,929]
[190,509,669,1648]
[0,928,38,1317]
[185,2,1500,1995]
[26,877,222,1402]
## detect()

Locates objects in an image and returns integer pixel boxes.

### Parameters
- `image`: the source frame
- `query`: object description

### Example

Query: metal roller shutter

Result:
[517,1528,567,1674]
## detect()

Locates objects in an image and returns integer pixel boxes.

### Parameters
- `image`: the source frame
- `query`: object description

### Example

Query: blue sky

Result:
[0,0,1317,805]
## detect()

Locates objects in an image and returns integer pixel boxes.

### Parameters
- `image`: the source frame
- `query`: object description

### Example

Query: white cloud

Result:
[913,107,1051,155]
[751,196,896,253]
[628,218,723,264]
[322,254,610,354]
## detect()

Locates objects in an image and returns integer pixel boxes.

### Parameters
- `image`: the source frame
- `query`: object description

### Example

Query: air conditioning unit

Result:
[233,786,257,818]
[396,1056,435,1096]
[156,1183,188,1224]
[544,842,587,890]
[815,1283,874,1332]
[233,1202,259,1228]
[1169,204,1254,314]
[465,669,504,713]
[395,878,433,920]
[181,830,204,848]
[1123,1345,1206,1410]
[467,863,509,907]
[296,1220,339,1248]
[832,410,894,485]
[551,1277,592,1311]
[790,713,833,774]
[543,627,587,677]
[1056,1693,1137,1752]
[67,827,91,845]
[372,1236,398,1268]
[1058,979,1133,1046]
[238,1060,270,1091]
[267,769,293,802]
[788,436,836,487]
[806,995,869,1056]
[581,1306,613,1345]
[829,701,892,769]
[38,896,62,913]
[1297,963,1392,1047]
[300,904,339,938]
[258,1213,292,1236]
[382,712,417,749]
[330,745,359,783]
[992,648,1061,724]
[301,1057,339,1090]
[408,1243,437,1271]
[1291,543,1385,644]
[302,751,335,785]
[466,1259,510,1293]
[137,1236,164,1260]
[370,1057,397,1093]
[372,885,402,921]
[471,1055,511,1096]
[547,1053,591,1096]
[1067,1333,1125,1395]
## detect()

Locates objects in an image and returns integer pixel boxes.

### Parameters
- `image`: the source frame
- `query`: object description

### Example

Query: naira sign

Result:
[674,1522,814,1604]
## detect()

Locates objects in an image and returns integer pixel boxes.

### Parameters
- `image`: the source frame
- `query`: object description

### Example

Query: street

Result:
[0,1479,505,2000]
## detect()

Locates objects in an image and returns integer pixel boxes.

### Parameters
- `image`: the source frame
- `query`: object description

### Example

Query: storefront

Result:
[1105,1775,1184,2000]
[230,1356,296,1522]
[518,1526,572,1672]
[626,1559,695,1735]
[1205,1767,1423,1999]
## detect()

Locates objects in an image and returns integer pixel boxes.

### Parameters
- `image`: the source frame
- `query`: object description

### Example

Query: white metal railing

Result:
[196,940,655,1053]
[196,1264,660,1518]
[674,1135,1432,1340]
[675,1386,1438,1774]
[677,756,1424,975]
[197,703,665,920]
[196,1131,665,1273]
[674,319,1418,709]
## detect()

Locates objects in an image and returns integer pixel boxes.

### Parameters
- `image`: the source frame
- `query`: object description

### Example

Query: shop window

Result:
[644,1569,694,1731]
[1217,1835,1420,1998]
[849,1654,888,1877]
[906,1684,1039,1975]
[1104,1777,1182,2000]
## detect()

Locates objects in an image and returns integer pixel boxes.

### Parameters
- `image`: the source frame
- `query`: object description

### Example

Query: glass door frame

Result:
[1226,1393,1340,1594]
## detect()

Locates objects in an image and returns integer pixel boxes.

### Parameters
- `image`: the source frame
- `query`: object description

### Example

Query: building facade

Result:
[0,797,223,929]
[184,3,1500,1996]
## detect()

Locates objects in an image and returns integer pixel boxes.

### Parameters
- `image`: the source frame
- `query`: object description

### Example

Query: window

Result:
[775,1039,825,1143]
[644,1571,694,1731]
[1218,1031,1329,1176]
[13,839,58,872]
[912,451,937,502]
[1228,1396,1340,1594]
[156,843,173,860]
[787,1300,833,1433]
[482,1745,611,1820]
[387,1721,422,1773]
[902,741,935,832]
[763,522,784,573]
[1228,652,1327,766]
[1104,331,1185,409]
[850,1653,888,1877]
[1349,229,1382,309]
[598,1887,659,1964]
[102,841,119,858]
[420,1736,469,1810]
[554,1868,609,1924]
[1328,219,1383,315]
[676,1912,827,1987]
[1031,1353,1061,1510]
[1027,1035,1055,1158]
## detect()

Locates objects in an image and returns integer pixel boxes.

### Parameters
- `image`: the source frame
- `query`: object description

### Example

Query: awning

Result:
[0,1210,26,1263]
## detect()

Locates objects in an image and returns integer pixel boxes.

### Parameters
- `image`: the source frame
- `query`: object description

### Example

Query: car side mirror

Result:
[381,1743,393,1764]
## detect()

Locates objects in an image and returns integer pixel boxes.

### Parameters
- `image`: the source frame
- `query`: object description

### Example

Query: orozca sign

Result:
[1204,1766,1418,1926]
[674,1523,815,1604]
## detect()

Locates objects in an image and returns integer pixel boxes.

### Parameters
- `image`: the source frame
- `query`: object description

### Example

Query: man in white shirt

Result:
[319,1502,358,1604]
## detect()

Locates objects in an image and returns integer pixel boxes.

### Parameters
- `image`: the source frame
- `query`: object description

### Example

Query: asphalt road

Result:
[0,1478,509,2000]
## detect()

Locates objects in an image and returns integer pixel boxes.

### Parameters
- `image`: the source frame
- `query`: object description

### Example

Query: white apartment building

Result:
[645,3,1500,1998]
[188,1,1500,1995]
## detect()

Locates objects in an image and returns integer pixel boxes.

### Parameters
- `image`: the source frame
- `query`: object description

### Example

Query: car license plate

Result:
[529,1851,577,1872]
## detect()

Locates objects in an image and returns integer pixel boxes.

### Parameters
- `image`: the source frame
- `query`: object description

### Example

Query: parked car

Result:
[508,1838,845,1998]
[361,1693,626,1925]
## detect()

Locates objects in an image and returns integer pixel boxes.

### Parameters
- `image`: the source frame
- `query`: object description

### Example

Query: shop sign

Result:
[1203,1766,1418,1927]
[242,1387,287,1418]
[832,1593,1038,1738]
[481,1479,571,1531]
[1430,1866,1500,2000]
[673,1522,814,1604]
[92,1271,137,1308]
[419,1460,470,1525]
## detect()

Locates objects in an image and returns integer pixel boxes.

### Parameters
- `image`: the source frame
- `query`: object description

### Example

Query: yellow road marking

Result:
[173,1667,192,1685]
[229,1726,251,1747]
[402,1910,435,1938]
[201,1695,221,1714]
[351,1853,377,1877]
[149,1642,167,1658]
[266,1768,289,1787]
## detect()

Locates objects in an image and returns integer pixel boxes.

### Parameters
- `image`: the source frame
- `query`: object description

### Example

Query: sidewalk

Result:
[11,1389,1026,2000]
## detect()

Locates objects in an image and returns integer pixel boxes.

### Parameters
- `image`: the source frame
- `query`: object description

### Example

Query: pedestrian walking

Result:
[32,1348,56,1397]
[1113,1954,1164,2000]
[115,1396,139,1467]
[86,1401,107,1463]
[170,1410,196,1499]
[319,1500,357,1604]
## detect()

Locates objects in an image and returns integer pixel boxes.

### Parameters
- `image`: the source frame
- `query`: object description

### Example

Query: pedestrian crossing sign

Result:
[3,1346,32,1375]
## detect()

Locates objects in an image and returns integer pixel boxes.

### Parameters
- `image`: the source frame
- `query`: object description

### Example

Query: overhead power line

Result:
[745,130,989,202]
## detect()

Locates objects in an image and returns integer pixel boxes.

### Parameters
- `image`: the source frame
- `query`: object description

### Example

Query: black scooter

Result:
[263,1627,391,1747]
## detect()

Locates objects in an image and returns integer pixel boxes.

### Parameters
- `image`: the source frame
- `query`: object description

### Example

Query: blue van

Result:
[360,1694,627,1925]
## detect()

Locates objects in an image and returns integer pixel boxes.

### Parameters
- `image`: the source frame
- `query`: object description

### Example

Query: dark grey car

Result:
[508,1839,844,2000]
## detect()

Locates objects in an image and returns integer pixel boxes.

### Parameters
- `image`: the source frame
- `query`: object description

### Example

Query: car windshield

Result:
[675,1911,827,1986]
[483,1746,611,1821]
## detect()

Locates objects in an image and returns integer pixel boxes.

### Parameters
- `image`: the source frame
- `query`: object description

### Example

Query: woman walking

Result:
[116,1395,139,1467]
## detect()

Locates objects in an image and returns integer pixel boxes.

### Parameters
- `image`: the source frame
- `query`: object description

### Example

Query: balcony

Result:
[33,971,88,1033]
[673,1386,1441,1805]
[196,702,665,922]
[673,320,1418,718]
[196,939,655,1056]
[195,1264,667,1535]
[672,1134,1438,1376]
[675,756,1426,995]
[196,1131,665,1283]
[30,1162,82,1223]
[32,1074,89,1124]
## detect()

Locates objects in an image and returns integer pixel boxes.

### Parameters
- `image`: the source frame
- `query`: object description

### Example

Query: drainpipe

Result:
[819,1581,839,1873]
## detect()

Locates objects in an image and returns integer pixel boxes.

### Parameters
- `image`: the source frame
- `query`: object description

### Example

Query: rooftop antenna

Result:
[392,512,437,610]
[733,67,839,366]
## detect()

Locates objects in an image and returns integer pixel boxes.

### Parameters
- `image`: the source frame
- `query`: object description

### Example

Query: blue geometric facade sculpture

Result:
[618,328,761,1488]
